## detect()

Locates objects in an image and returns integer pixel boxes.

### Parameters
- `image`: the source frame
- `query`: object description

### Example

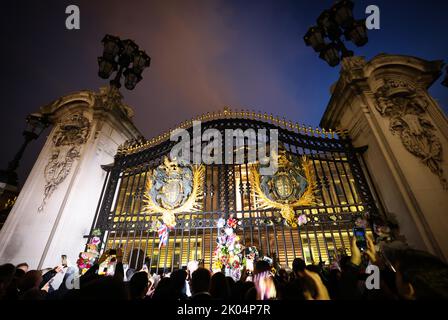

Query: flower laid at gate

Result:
[77,229,102,274]
[212,215,244,281]
[297,214,308,226]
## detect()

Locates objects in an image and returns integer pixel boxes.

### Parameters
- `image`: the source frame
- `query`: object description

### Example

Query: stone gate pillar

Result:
[0,86,141,268]
[321,54,448,260]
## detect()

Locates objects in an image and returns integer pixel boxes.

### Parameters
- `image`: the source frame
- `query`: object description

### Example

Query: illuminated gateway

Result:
[0,54,447,270]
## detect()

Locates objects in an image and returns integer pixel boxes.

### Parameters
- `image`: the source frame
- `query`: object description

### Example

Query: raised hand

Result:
[350,236,362,266]
[303,269,330,300]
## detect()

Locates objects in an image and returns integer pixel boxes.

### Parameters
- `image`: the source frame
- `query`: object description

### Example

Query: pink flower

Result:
[297,214,308,226]
[90,237,101,245]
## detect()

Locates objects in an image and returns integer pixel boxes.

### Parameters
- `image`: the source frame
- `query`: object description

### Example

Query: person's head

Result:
[78,277,129,300]
[292,258,306,277]
[210,272,230,299]
[254,260,270,275]
[383,246,448,300]
[16,263,29,273]
[0,263,16,299]
[170,269,187,296]
[18,270,42,293]
[278,268,289,283]
[129,271,150,299]
[284,278,306,300]
[190,267,211,295]
[305,264,320,274]
[152,277,173,300]
[126,268,135,282]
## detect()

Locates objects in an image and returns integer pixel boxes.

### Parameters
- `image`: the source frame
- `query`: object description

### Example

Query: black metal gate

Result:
[89,111,380,274]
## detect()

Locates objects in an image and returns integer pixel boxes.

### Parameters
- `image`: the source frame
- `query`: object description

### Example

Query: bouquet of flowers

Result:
[77,229,101,274]
[212,215,244,280]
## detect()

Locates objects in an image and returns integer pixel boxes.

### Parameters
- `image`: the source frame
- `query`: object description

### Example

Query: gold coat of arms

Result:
[143,157,204,227]
[251,150,316,226]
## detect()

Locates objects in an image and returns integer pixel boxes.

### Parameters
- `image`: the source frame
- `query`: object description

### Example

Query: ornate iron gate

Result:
[89,111,380,274]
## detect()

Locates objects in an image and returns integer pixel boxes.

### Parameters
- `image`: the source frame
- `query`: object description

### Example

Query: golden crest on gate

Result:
[142,157,204,227]
[251,149,316,226]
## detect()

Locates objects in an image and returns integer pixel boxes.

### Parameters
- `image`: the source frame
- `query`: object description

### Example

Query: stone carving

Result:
[375,79,447,189]
[39,113,91,211]
[52,113,90,146]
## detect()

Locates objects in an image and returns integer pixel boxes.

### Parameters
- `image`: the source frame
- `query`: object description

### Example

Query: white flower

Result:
[224,227,234,236]
[217,218,226,228]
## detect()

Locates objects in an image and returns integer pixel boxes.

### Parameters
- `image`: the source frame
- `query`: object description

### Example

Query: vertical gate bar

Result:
[303,146,322,262]
[163,232,170,274]
[179,214,185,269]
[339,155,358,205]
[264,211,271,256]
[194,216,199,261]
[272,214,280,264]
[118,169,135,256]
[114,172,131,250]
[149,227,157,273]
[327,155,350,253]
[296,223,304,260]
[143,230,150,268]
[187,212,192,263]
[309,145,334,262]
[88,167,111,245]
[156,239,161,275]
[289,225,296,260]
[171,223,178,273]
[209,165,215,270]
[330,153,355,254]
[201,218,205,267]
[331,153,353,250]
[134,166,149,270]
[280,220,289,267]
[304,220,313,263]
[111,230,118,250]
[209,213,213,271]
[127,167,145,266]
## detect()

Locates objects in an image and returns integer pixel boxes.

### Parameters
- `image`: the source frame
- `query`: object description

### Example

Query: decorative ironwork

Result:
[250,151,316,226]
[142,157,205,227]
[89,112,381,273]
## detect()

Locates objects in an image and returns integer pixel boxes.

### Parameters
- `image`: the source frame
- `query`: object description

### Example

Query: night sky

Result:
[1,0,447,187]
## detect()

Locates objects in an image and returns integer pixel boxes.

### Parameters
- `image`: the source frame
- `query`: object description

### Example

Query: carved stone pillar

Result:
[321,54,448,260]
[0,87,142,268]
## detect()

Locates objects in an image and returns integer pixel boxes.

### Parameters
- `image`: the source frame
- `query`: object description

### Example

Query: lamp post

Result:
[0,113,49,186]
[303,0,368,67]
[98,35,151,90]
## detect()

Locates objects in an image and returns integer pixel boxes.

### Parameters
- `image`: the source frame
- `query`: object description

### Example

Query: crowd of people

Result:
[1,234,448,301]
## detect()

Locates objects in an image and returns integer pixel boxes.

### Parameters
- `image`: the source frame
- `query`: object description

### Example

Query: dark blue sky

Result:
[1,0,447,186]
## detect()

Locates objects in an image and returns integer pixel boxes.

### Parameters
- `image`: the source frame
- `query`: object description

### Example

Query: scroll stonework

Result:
[38,113,91,211]
[375,79,447,190]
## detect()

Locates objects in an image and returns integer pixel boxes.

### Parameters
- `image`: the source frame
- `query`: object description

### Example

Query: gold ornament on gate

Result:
[142,156,205,227]
[250,150,316,227]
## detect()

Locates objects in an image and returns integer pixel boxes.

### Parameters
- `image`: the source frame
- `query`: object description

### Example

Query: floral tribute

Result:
[77,229,102,274]
[212,215,244,280]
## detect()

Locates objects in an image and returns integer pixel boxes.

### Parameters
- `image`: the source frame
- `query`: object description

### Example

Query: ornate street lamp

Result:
[0,113,49,186]
[98,35,151,90]
[303,0,368,67]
